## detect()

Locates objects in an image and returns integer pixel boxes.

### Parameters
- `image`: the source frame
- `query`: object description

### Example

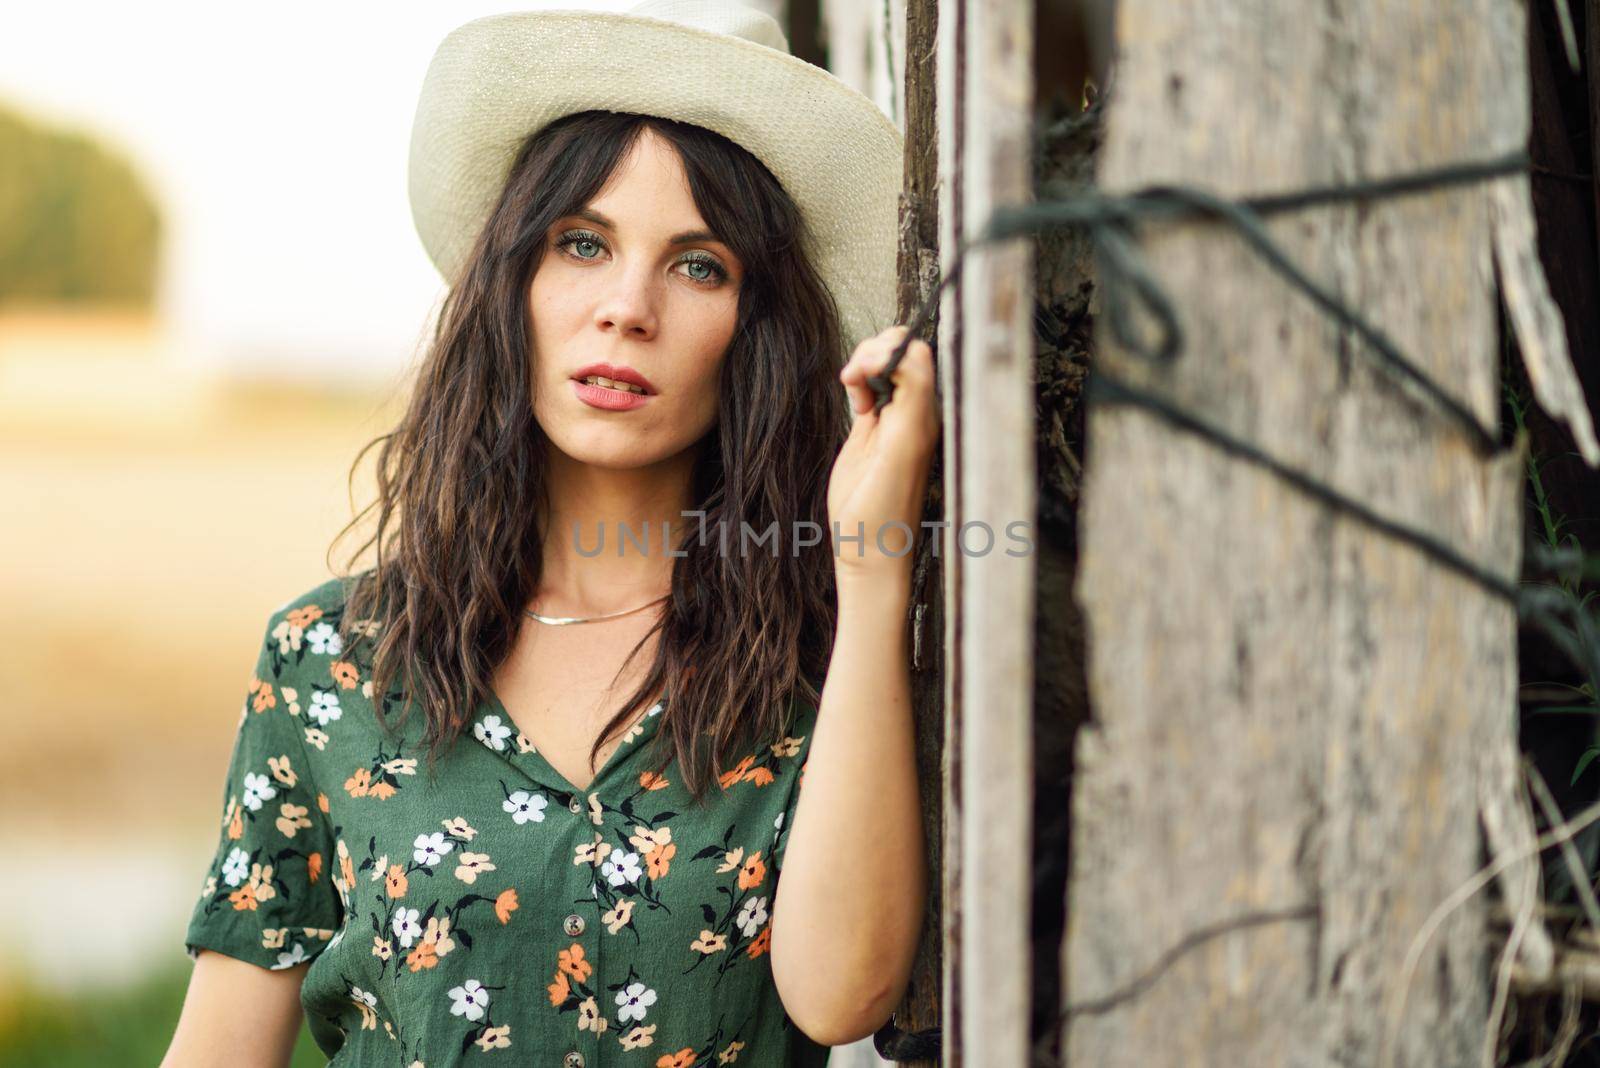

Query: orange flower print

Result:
[747,927,771,958]
[547,970,570,1006]
[226,805,244,841]
[620,1024,658,1050]
[338,841,356,893]
[344,767,371,798]
[317,791,330,814]
[275,803,313,838]
[386,863,408,899]
[603,899,634,934]
[475,1025,512,1051]
[329,660,359,689]
[718,755,755,790]
[368,780,398,800]
[690,930,727,954]
[307,852,323,884]
[406,940,439,972]
[454,851,495,884]
[657,1050,696,1068]
[639,770,669,791]
[229,883,259,911]
[577,996,608,1034]
[267,755,297,787]
[743,765,775,787]
[558,942,592,981]
[251,680,277,713]
[285,604,323,630]
[646,842,677,880]
[422,916,455,958]
[737,851,766,889]
[495,887,519,924]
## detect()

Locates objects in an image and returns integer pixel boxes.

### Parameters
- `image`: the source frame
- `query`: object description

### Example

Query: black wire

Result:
[872,148,1530,459]
[864,147,1600,619]
[1085,366,1522,603]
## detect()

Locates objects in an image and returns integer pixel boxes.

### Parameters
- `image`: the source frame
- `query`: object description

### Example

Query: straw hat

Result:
[407,0,905,353]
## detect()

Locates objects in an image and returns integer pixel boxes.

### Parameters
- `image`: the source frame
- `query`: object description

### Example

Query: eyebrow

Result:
[569,207,722,247]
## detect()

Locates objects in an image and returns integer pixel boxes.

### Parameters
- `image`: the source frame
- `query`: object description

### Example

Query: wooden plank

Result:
[935,0,966,1061]
[1063,1,1530,1064]
[894,0,946,1062]
[953,2,1036,1067]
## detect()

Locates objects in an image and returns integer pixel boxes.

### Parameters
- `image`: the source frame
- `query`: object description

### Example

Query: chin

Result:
[551,434,677,472]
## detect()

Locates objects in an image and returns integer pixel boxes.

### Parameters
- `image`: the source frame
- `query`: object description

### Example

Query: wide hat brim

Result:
[407,8,905,354]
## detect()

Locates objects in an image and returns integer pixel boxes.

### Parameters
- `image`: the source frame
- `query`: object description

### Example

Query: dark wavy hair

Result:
[327,110,848,804]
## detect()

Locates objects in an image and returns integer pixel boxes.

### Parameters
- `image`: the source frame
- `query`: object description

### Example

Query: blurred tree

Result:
[0,102,162,308]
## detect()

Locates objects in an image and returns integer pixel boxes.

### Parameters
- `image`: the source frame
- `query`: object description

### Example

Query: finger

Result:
[873,340,940,451]
[842,325,910,373]
[840,326,911,414]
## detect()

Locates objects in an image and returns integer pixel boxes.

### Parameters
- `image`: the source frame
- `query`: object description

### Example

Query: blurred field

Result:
[0,308,409,1057]
[0,958,327,1068]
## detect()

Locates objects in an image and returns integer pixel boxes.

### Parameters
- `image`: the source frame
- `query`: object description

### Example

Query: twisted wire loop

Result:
[871,149,1592,613]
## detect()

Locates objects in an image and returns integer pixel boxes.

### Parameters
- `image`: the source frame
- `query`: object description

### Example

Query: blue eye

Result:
[553,229,730,287]
[555,229,605,260]
[680,253,729,285]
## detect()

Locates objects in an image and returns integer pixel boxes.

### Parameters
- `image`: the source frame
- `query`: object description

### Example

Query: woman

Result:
[162,3,934,1066]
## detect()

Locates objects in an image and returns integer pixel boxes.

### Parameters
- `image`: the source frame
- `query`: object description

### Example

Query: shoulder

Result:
[266,571,366,628]
[250,571,378,690]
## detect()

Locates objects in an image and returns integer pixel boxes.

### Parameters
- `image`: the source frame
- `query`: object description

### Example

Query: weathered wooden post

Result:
[937,0,1037,1065]
[1062,1,1592,1065]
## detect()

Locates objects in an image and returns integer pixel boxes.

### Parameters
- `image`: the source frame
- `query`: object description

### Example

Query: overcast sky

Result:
[0,1,627,383]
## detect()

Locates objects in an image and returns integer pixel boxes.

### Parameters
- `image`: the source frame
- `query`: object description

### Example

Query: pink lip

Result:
[569,362,655,412]
[570,362,656,394]
[572,379,651,411]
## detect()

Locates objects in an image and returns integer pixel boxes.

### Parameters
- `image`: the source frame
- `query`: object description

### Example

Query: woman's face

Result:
[527,128,744,471]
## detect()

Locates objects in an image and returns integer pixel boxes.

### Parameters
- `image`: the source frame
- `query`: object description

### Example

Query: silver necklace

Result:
[523,594,669,626]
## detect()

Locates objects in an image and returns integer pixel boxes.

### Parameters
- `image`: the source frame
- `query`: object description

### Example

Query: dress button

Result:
[563,913,585,936]
[564,1051,585,1068]
[568,797,583,814]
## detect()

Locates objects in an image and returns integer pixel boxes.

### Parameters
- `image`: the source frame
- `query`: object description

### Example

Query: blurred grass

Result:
[0,958,327,1067]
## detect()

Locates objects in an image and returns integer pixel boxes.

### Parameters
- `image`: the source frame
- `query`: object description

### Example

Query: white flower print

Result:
[504,790,548,825]
[306,621,343,656]
[736,895,770,937]
[241,771,277,811]
[474,714,512,751]
[448,979,491,1022]
[308,689,342,727]
[221,847,250,887]
[602,849,643,887]
[393,907,423,949]
[350,986,378,1009]
[413,832,455,866]
[615,981,657,1024]
[273,943,309,970]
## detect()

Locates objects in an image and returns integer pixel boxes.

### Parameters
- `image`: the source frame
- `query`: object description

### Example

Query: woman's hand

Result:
[827,325,941,588]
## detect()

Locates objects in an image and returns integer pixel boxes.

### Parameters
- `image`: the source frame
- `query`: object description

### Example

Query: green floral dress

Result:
[184,575,830,1068]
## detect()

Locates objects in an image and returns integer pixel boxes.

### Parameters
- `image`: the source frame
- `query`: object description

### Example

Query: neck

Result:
[534,445,699,616]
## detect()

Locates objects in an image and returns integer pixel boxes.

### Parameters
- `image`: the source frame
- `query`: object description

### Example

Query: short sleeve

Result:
[184,610,343,970]
[770,693,819,876]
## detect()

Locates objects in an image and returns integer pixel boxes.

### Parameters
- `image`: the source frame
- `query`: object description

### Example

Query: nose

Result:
[592,260,658,340]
